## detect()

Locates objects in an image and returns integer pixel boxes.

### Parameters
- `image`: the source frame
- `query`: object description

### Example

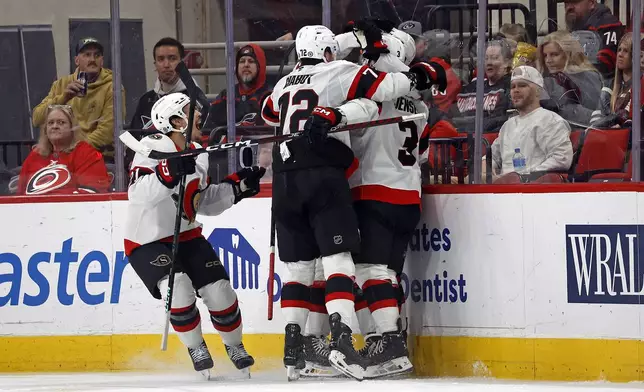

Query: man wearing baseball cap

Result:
[32,36,125,162]
[398,21,427,64]
[489,66,573,178]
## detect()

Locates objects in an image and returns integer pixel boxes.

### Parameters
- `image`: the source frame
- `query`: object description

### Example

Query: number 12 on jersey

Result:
[278,90,319,134]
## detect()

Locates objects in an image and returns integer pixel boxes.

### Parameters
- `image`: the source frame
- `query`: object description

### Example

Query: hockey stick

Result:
[266,52,296,321]
[120,113,426,161]
[161,61,197,351]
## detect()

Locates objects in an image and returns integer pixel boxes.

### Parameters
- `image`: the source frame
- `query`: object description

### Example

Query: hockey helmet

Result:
[151,92,190,134]
[389,28,416,66]
[296,25,338,62]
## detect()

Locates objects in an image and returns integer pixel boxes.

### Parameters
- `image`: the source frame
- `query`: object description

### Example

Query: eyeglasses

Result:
[46,119,70,127]
[48,104,73,112]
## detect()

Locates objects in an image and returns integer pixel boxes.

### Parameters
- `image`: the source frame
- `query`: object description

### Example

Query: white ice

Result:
[1,372,644,392]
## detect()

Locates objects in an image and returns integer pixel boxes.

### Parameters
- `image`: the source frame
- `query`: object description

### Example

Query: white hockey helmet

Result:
[389,28,416,66]
[296,25,338,62]
[151,92,190,134]
[382,32,407,64]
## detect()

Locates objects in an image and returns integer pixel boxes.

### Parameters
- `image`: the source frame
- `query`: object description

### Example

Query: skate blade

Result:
[199,369,212,380]
[286,365,301,382]
[328,350,365,381]
[301,362,344,378]
[364,356,413,380]
[239,367,251,379]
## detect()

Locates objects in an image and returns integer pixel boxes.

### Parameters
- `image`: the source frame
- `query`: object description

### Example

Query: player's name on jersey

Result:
[284,74,313,87]
[394,96,419,114]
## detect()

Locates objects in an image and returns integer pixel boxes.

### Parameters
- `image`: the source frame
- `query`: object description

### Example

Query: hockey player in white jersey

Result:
[349,28,443,379]
[260,22,447,381]
[125,92,265,377]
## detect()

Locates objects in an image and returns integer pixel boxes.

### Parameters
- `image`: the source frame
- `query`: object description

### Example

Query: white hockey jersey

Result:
[124,133,235,255]
[349,93,430,205]
[261,60,414,172]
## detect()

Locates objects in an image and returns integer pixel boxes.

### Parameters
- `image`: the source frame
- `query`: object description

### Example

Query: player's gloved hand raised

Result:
[222,166,266,204]
[408,58,448,92]
[301,106,343,147]
[344,19,389,61]
[155,156,197,189]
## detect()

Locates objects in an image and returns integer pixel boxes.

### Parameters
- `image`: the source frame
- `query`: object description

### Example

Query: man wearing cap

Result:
[206,43,272,128]
[561,0,624,79]
[398,21,427,64]
[33,37,125,162]
[490,66,573,177]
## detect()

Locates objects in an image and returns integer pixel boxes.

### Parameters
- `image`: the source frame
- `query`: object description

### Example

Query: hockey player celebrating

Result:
[124,92,264,377]
[260,22,446,381]
[314,27,453,379]
[348,28,435,379]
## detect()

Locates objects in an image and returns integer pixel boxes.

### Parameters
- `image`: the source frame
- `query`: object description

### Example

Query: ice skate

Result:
[301,335,342,378]
[364,330,413,379]
[284,323,305,381]
[358,333,382,358]
[328,313,366,381]
[225,342,254,377]
[188,340,214,379]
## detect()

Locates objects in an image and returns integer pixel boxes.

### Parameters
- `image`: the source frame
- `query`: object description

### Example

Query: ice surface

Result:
[1,372,644,392]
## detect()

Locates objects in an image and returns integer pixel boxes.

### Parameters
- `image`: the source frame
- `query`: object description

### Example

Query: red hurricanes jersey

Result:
[18,141,110,195]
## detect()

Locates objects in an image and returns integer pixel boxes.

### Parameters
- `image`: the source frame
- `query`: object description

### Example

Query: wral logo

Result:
[566,225,644,304]
[208,228,260,290]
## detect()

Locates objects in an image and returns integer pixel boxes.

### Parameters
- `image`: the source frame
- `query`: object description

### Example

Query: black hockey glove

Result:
[222,166,266,204]
[301,106,343,147]
[155,156,197,189]
[344,19,389,62]
[407,58,448,92]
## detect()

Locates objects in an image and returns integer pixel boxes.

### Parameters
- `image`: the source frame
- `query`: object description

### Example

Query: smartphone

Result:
[77,71,88,97]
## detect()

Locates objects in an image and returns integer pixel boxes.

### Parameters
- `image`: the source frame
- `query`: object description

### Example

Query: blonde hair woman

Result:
[537,30,603,124]
[611,33,644,115]
[18,105,110,195]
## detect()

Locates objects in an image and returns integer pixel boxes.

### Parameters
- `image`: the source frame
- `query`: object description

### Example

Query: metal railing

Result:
[0,140,35,169]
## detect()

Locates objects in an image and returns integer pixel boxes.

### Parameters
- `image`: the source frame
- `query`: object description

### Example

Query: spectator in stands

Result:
[18,105,110,195]
[537,30,603,124]
[32,37,125,163]
[451,39,514,132]
[419,30,462,115]
[398,21,428,64]
[495,23,529,53]
[206,44,273,128]
[489,66,573,179]
[130,37,188,131]
[595,33,644,127]
[562,0,625,79]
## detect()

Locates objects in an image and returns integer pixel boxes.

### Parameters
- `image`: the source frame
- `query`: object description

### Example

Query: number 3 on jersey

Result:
[398,121,419,166]
[278,90,319,134]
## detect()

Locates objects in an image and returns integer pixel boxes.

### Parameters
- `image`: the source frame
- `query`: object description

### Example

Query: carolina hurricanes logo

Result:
[172,178,202,224]
[26,163,72,195]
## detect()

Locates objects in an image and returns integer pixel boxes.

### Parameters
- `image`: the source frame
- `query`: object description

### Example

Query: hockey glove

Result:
[301,106,343,147]
[408,58,448,92]
[155,156,197,189]
[344,19,389,62]
[222,166,267,204]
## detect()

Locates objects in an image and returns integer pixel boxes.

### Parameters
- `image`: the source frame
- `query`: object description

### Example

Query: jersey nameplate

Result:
[285,74,313,87]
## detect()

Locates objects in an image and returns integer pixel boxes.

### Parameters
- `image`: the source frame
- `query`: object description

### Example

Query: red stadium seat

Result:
[569,128,630,182]
[589,153,632,182]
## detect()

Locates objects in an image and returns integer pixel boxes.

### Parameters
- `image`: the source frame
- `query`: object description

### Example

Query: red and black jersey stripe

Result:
[171,302,201,332]
[347,65,387,101]
[209,299,242,333]
[261,95,280,124]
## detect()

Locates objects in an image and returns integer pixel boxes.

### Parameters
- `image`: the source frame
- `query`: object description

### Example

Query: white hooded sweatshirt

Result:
[491,107,573,174]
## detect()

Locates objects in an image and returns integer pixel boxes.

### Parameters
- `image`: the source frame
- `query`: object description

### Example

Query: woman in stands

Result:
[595,33,644,128]
[537,30,603,125]
[18,105,110,195]
[451,39,514,132]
